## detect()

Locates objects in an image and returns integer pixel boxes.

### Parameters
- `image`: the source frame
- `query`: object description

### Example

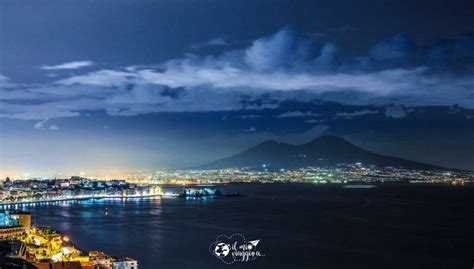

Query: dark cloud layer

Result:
[1,28,474,124]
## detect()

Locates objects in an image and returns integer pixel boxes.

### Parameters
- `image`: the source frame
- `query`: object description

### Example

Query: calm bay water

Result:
[21,183,474,269]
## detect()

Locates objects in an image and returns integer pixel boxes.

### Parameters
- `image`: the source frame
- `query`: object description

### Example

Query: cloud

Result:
[189,37,229,50]
[2,28,474,123]
[313,43,337,71]
[385,105,407,118]
[244,27,296,71]
[56,70,131,86]
[57,65,433,96]
[244,126,257,132]
[0,75,14,88]
[41,60,94,70]
[277,111,320,118]
[34,119,48,129]
[33,119,59,130]
[305,119,325,123]
[240,115,262,119]
[334,109,379,119]
[0,98,84,120]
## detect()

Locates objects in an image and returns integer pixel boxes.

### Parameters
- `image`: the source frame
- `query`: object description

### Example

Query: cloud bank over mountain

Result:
[1,28,474,123]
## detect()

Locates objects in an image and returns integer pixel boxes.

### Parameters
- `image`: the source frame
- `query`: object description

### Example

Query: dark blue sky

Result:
[1,0,473,177]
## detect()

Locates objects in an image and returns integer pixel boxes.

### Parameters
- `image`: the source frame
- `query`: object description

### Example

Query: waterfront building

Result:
[89,251,113,269]
[0,226,24,240]
[25,227,63,261]
[0,211,31,240]
[14,211,32,232]
[112,257,138,269]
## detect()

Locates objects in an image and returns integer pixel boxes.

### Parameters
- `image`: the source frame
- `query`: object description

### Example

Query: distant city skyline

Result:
[1,0,474,177]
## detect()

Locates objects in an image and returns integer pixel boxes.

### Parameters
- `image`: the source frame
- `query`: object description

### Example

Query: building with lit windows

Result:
[0,211,31,240]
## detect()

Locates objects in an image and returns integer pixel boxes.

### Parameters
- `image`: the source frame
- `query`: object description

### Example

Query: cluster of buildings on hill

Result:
[0,211,137,269]
[149,164,473,185]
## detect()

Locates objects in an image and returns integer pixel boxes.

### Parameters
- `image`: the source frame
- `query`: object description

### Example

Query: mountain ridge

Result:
[193,135,448,171]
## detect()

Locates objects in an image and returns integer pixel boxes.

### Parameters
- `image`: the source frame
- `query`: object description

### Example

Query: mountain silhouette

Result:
[195,135,445,171]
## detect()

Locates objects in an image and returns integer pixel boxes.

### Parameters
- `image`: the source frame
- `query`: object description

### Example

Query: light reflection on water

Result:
[17,184,474,269]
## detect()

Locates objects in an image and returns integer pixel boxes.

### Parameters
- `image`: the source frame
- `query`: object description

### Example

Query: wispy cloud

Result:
[334,109,379,119]
[33,119,59,130]
[41,60,94,70]
[34,119,48,129]
[189,37,229,50]
[240,115,262,119]
[277,111,320,118]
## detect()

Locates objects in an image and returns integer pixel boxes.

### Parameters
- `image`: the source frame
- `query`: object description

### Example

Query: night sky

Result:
[1,0,473,177]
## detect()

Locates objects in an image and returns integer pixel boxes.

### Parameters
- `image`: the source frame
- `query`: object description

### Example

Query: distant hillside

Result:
[194,135,446,171]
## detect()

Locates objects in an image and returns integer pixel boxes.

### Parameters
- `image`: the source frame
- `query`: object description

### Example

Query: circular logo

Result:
[214,242,230,257]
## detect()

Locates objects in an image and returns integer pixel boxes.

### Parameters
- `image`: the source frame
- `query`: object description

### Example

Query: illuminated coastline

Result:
[1,164,472,206]
[0,211,138,268]
[0,193,172,207]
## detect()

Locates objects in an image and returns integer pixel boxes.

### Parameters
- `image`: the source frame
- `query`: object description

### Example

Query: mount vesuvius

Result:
[195,135,446,171]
